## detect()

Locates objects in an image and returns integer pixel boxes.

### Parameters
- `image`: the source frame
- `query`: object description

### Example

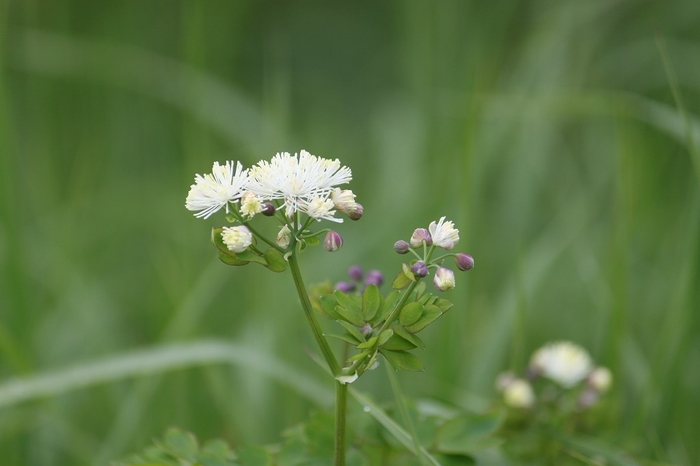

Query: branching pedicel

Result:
[186,150,474,465]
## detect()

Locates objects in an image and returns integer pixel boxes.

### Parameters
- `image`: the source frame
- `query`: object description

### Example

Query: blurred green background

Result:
[1,0,699,464]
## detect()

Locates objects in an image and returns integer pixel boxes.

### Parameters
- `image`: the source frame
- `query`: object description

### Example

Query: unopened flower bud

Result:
[334,281,356,293]
[411,261,428,278]
[347,203,364,221]
[348,265,364,281]
[433,267,455,291]
[221,225,253,253]
[261,202,276,216]
[455,253,474,271]
[276,225,291,248]
[324,231,344,252]
[360,324,372,337]
[365,270,384,287]
[503,379,535,409]
[394,240,410,254]
[410,228,432,248]
[587,367,612,393]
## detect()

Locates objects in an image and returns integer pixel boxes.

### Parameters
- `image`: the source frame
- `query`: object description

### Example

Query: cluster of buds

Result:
[334,265,384,294]
[394,217,474,291]
[496,341,612,411]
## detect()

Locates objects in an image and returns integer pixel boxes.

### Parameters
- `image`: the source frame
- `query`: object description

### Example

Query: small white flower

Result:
[587,366,612,393]
[240,191,263,219]
[304,196,338,222]
[221,225,253,253]
[248,150,352,219]
[186,161,248,219]
[336,372,358,384]
[433,267,456,291]
[531,341,593,388]
[276,225,291,248]
[331,188,359,214]
[429,216,459,250]
[503,379,535,409]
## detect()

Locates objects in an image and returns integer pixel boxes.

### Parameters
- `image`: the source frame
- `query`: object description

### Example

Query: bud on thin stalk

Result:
[394,240,410,254]
[324,231,344,252]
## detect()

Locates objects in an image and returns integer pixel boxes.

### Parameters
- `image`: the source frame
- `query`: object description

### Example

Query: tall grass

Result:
[1,0,699,464]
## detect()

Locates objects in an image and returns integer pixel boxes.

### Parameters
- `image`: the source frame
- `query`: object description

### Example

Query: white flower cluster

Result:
[496,341,613,410]
[185,150,359,223]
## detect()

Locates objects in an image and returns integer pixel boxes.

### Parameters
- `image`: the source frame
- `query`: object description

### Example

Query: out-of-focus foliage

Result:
[1,0,699,465]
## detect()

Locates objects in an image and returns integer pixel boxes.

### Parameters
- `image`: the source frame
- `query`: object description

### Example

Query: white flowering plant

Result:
[178,150,477,465]
[493,342,617,462]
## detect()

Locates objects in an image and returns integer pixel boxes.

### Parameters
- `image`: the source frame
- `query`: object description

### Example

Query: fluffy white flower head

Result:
[429,216,460,250]
[305,196,337,222]
[240,191,263,219]
[247,150,352,220]
[531,341,593,388]
[588,366,612,393]
[186,161,248,219]
[503,379,535,409]
[221,225,253,253]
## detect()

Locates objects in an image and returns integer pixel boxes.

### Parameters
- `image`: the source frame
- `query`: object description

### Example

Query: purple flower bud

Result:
[348,265,364,281]
[365,270,384,287]
[360,324,372,337]
[334,281,356,293]
[347,203,364,221]
[261,202,276,216]
[410,228,432,248]
[324,231,344,252]
[411,261,428,278]
[455,253,474,271]
[394,240,410,254]
[433,267,455,292]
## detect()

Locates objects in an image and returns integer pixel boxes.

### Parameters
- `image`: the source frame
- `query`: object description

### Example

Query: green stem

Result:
[286,250,346,466]
[335,381,348,466]
[377,280,420,335]
[287,252,340,376]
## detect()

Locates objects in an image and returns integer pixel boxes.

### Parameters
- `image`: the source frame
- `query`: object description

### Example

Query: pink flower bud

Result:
[394,240,410,254]
[433,267,455,291]
[261,202,276,216]
[411,261,428,278]
[455,253,474,271]
[324,231,344,252]
[348,265,364,281]
[410,228,432,248]
[365,270,384,287]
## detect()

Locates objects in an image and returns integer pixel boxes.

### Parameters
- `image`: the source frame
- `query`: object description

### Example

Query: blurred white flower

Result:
[531,341,593,388]
[336,372,358,384]
[186,161,248,219]
[503,379,535,408]
[429,216,459,250]
[240,191,263,219]
[221,225,253,253]
[587,366,612,393]
[248,150,352,220]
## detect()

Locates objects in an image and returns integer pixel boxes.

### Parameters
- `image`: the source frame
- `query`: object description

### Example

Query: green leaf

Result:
[434,411,505,455]
[405,304,442,333]
[305,236,321,246]
[377,329,394,346]
[392,270,412,290]
[399,301,424,327]
[217,251,249,266]
[380,349,424,372]
[237,445,273,466]
[336,320,365,342]
[333,291,365,326]
[382,333,417,351]
[325,333,361,345]
[373,290,400,324]
[348,350,372,362]
[393,325,426,348]
[162,427,198,459]
[319,295,342,320]
[362,284,381,321]
[413,280,427,300]
[262,248,287,272]
[434,297,453,313]
[356,335,378,349]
